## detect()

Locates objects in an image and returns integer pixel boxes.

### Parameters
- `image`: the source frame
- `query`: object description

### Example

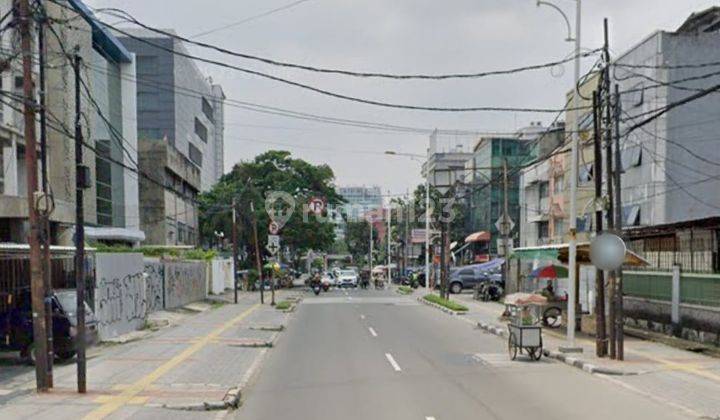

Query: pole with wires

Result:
[37,0,54,387]
[592,91,607,357]
[73,50,89,394]
[232,198,239,304]
[18,0,50,391]
[251,201,264,304]
[614,83,625,360]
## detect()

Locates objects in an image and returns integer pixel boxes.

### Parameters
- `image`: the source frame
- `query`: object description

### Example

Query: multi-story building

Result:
[518,122,566,247]
[0,0,143,245]
[422,130,474,191]
[117,29,225,192]
[466,136,536,254]
[612,7,720,228]
[137,138,200,246]
[333,185,383,241]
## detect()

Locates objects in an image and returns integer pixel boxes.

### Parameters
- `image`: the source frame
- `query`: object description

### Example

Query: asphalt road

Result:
[235,287,689,420]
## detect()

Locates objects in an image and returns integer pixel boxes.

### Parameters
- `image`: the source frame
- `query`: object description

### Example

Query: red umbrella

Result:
[529,264,568,279]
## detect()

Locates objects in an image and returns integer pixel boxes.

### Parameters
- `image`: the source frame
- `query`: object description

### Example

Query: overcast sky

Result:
[89,0,717,197]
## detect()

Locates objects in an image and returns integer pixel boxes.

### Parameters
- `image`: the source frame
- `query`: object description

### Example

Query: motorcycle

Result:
[479,281,504,302]
[312,284,322,295]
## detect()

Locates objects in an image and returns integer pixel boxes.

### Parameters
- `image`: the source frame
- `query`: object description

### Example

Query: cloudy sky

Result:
[89,0,716,196]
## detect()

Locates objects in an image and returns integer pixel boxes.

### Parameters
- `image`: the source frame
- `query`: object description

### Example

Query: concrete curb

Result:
[417,297,469,316]
[475,321,638,376]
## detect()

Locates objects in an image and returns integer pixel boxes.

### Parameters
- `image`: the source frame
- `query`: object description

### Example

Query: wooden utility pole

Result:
[613,84,625,360]
[19,0,49,392]
[232,198,239,303]
[502,158,510,285]
[250,201,264,304]
[37,1,53,386]
[602,18,617,360]
[73,52,88,393]
[592,91,607,357]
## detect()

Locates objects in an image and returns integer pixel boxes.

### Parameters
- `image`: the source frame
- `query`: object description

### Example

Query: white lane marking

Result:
[385,353,402,372]
[426,417,436,420]
[368,327,378,337]
[360,314,366,320]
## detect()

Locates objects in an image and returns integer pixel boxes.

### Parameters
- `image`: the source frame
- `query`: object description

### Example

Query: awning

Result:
[465,231,491,243]
[84,226,146,243]
[511,242,649,267]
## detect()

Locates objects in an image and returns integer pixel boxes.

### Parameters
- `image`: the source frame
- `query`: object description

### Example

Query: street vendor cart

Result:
[505,293,547,361]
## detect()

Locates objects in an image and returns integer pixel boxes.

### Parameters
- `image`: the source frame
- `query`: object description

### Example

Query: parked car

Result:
[447,259,505,294]
[321,271,337,287]
[0,289,98,364]
[336,270,358,288]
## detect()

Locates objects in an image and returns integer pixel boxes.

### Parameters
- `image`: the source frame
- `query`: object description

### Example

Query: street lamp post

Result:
[537,0,582,351]
[384,151,430,292]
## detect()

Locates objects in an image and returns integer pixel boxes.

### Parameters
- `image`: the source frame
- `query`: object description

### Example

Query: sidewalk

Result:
[451,292,720,418]
[0,289,300,419]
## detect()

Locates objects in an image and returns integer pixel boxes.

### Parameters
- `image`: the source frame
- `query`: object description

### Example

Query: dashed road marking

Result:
[385,353,402,372]
[426,417,436,420]
[368,327,378,337]
[360,314,366,320]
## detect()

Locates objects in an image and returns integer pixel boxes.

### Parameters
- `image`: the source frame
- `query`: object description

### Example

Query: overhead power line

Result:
[47,1,591,113]
[98,6,602,81]
[190,0,314,38]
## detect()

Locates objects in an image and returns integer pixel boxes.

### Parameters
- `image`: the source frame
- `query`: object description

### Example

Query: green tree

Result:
[344,220,378,267]
[199,150,344,270]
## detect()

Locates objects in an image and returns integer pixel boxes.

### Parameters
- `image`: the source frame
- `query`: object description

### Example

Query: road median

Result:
[419,294,468,315]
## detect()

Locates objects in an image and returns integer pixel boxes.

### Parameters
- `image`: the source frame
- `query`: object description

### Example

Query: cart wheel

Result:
[542,307,562,328]
[508,333,518,360]
[528,346,542,361]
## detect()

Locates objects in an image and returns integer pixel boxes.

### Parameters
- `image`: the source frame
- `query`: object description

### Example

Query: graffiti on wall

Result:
[164,261,207,309]
[94,253,146,341]
[144,260,164,312]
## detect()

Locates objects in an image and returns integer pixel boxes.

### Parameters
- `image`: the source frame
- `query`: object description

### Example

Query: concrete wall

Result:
[144,259,165,312]
[625,296,720,346]
[163,261,207,308]
[211,258,233,294]
[94,253,146,341]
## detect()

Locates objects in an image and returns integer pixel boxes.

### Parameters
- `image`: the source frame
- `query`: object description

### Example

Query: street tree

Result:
[199,150,344,270]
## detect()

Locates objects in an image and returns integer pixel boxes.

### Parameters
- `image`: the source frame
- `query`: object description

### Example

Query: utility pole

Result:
[369,218,373,270]
[613,84,625,360]
[502,158,510,285]
[387,203,392,286]
[439,221,446,299]
[250,201,264,304]
[232,198,238,303]
[73,51,88,394]
[19,0,49,392]
[602,18,617,360]
[37,0,53,387]
[592,91,607,357]
[564,0,582,351]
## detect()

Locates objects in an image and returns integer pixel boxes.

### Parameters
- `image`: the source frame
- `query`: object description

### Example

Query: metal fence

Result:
[624,270,720,308]
[0,251,95,313]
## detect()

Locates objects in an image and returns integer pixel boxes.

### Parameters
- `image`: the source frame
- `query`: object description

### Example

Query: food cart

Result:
[505,293,548,361]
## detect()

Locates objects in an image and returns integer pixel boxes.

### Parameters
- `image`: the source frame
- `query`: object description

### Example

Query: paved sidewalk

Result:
[0,290,300,419]
[449,292,720,418]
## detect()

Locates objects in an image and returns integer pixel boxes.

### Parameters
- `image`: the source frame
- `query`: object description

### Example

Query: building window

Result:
[554,218,565,237]
[538,221,549,240]
[95,140,113,226]
[553,174,564,193]
[621,146,642,171]
[201,97,214,123]
[579,163,593,183]
[539,181,549,199]
[194,118,208,143]
[188,143,203,167]
[623,205,641,226]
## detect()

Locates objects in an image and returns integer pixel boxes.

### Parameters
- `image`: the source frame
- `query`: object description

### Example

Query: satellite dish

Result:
[590,233,626,271]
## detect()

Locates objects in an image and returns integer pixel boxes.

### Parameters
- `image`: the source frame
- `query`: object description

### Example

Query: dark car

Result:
[0,289,98,364]
[448,263,504,294]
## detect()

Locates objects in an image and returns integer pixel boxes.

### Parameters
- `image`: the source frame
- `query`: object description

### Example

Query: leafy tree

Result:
[199,150,344,270]
[344,220,379,267]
